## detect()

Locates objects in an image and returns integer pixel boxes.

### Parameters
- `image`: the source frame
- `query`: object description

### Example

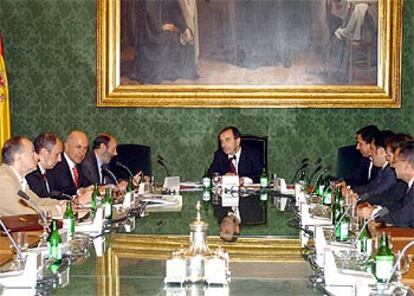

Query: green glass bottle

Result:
[331,188,340,226]
[48,219,62,263]
[91,183,99,213]
[260,168,268,188]
[358,222,372,257]
[202,168,211,188]
[202,187,211,212]
[126,177,134,192]
[334,191,348,241]
[103,187,113,219]
[63,202,75,239]
[375,232,394,283]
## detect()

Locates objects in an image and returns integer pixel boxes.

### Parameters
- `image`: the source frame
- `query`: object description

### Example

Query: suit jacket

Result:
[80,151,116,187]
[213,194,266,225]
[364,180,407,211]
[344,157,379,187]
[207,145,263,183]
[26,165,50,198]
[352,164,396,197]
[0,164,64,217]
[47,154,88,198]
[377,185,414,227]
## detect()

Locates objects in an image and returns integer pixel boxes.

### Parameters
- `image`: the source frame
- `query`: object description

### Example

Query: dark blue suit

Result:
[47,154,89,198]
[207,145,263,183]
[26,166,50,198]
[377,185,414,227]
[345,157,379,187]
[80,151,116,187]
[352,164,396,197]
[364,180,407,211]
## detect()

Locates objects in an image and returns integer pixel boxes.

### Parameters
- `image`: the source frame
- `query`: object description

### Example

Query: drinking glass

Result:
[10,232,29,252]
[38,210,52,247]
[212,173,221,187]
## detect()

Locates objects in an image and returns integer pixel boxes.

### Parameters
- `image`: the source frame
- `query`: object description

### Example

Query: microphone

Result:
[115,161,134,178]
[354,207,389,242]
[309,165,331,194]
[308,158,323,183]
[290,161,309,184]
[17,190,51,232]
[385,239,414,286]
[157,158,170,176]
[0,218,25,264]
[335,194,368,228]
[101,166,119,185]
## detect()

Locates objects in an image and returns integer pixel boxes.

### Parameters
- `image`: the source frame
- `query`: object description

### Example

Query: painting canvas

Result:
[120,0,378,86]
[97,0,402,108]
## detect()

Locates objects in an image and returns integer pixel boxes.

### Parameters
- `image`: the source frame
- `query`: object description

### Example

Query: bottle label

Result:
[375,256,394,281]
[202,177,211,188]
[48,242,62,260]
[323,192,332,205]
[104,203,112,219]
[63,218,74,233]
[260,177,268,188]
[260,192,268,201]
[339,222,349,241]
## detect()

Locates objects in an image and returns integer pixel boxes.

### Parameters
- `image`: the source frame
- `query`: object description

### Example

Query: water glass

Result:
[212,173,221,187]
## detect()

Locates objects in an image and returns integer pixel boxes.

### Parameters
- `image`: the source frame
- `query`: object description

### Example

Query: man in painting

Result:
[132,0,199,84]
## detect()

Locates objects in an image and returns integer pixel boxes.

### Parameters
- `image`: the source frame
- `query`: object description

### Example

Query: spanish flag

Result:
[0,32,11,150]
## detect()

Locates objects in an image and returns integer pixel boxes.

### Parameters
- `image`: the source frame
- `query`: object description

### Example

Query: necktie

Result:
[229,155,237,174]
[42,173,50,193]
[72,166,79,189]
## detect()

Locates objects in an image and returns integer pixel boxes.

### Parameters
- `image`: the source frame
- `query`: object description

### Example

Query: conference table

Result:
[51,189,325,296]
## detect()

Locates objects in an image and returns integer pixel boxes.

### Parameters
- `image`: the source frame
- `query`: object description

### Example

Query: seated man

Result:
[348,130,396,197]
[361,133,413,210]
[207,126,263,184]
[26,132,63,198]
[343,125,380,187]
[358,141,414,227]
[0,136,66,217]
[81,133,141,190]
[47,130,90,199]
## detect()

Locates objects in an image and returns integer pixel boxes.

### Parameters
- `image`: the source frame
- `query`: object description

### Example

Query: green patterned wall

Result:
[0,0,413,182]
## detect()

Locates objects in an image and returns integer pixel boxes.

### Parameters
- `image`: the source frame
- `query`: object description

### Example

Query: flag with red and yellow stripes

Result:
[0,31,11,150]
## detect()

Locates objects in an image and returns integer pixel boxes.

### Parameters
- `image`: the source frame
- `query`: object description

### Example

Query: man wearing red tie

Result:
[207,126,262,184]
[47,130,90,199]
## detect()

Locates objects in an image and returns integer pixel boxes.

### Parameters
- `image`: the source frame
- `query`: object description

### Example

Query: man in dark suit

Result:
[81,133,142,190]
[81,133,117,186]
[207,126,263,183]
[359,141,414,227]
[350,130,396,197]
[359,133,413,211]
[26,132,63,198]
[344,125,380,187]
[47,130,90,198]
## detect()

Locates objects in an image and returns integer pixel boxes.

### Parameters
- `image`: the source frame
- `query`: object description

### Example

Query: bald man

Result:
[47,130,90,198]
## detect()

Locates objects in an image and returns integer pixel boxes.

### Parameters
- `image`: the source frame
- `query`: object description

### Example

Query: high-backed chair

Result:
[241,134,268,173]
[109,144,152,180]
[336,144,362,179]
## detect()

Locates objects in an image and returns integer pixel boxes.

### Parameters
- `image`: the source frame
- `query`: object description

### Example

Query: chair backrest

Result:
[336,144,362,179]
[240,134,268,172]
[109,144,152,180]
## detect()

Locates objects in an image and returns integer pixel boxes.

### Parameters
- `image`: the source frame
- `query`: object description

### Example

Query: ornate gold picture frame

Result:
[97,0,402,108]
